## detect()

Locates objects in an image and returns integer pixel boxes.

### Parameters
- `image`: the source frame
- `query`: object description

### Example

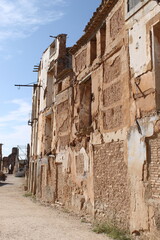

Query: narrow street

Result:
[0,175,109,240]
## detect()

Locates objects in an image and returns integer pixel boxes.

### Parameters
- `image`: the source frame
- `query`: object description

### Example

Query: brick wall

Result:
[147,135,160,199]
[102,52,124,131]
[110,7,124,40]
[104,57,121,83]
[103,81,122,107]
[103,105,123,130]
[93,141,130,229]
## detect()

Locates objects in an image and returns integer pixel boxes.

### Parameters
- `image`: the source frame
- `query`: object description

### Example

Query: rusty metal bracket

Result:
[135,78,146,98]
[136,119,142,135]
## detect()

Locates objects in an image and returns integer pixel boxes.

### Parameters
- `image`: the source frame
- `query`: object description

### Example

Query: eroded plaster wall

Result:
[29,0,160,238]
[126,0,160,238]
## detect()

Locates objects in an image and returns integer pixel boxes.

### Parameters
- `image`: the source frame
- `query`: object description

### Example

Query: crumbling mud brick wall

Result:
[55,71,73,142]
[126,1,160,238]
[53,71,73,205]
[144,133,160,237]
[68,0,131,226]
[29,0,160,238]
[29,34,72,202]
[101,2,130,133]
[93,141,130,229]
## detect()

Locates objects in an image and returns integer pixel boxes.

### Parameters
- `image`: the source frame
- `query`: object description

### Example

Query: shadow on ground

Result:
[0,182,14,187]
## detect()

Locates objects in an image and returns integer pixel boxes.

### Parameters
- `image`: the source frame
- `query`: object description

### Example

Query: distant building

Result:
[0,144,3,170]
[3,147,19,173]
[28,1,160,239]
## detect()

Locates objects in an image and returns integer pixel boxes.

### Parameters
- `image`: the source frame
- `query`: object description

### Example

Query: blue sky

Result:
[0,0,101,156]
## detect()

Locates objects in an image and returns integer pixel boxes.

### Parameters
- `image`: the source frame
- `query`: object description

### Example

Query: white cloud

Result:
[0,0,66,41]
[0,99,31,156]
[0,99,31,123]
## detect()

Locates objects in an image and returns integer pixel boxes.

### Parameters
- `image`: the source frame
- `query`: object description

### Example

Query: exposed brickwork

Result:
[147,135,160,199]
[93,141,130,229]
[110,8,124,40]
[75,49,87,72]
[104,56,121,83]
[103,105,123,130]
[103,81,122,107]
[155,208,160,231]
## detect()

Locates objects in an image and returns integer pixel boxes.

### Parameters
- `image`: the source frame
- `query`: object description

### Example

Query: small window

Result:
[46,74,53,107]
[90,36,97,64]
[127,0,141,12]
[79,79,92,130]
[58,82,62,93]
[45,115,52,154]
[100,22,106,56]
[50,41,56,57]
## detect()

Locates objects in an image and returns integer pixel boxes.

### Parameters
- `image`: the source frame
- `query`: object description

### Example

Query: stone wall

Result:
[93,141,130,229]
[29,0,160,238]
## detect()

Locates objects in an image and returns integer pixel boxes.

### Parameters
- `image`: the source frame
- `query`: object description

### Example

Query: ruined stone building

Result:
[28,1,160,239]
[3,147,19,173]
[0,144,3,170]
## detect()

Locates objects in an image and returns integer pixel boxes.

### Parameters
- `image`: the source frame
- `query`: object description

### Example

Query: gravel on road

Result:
[0,175,110,240]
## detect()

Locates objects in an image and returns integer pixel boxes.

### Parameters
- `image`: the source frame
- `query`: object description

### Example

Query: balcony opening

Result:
[45,115,52,155]
[50,41,56,57]
[100,22,106,56]
[127,0,141,12]
[79,78,92,132]
[58,81,62,93]
[46,73,53,107]
[90,36,97,64]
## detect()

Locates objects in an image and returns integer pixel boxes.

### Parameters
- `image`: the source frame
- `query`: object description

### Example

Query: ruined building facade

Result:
[28,1,160,239]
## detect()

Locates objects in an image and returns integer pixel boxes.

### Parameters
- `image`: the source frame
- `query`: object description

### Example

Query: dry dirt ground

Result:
[0,175,110,240]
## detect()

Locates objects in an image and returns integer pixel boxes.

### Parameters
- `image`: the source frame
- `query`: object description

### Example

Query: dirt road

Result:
[0,175,110,240]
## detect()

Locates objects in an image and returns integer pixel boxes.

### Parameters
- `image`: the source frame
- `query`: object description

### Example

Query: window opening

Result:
[100,22,106,56]
[45,115,52,154]
[50,41,56,57]
[58,82,62,93]
[90,36,97,64]
[127,0,141,12]
[79,78,92,131]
